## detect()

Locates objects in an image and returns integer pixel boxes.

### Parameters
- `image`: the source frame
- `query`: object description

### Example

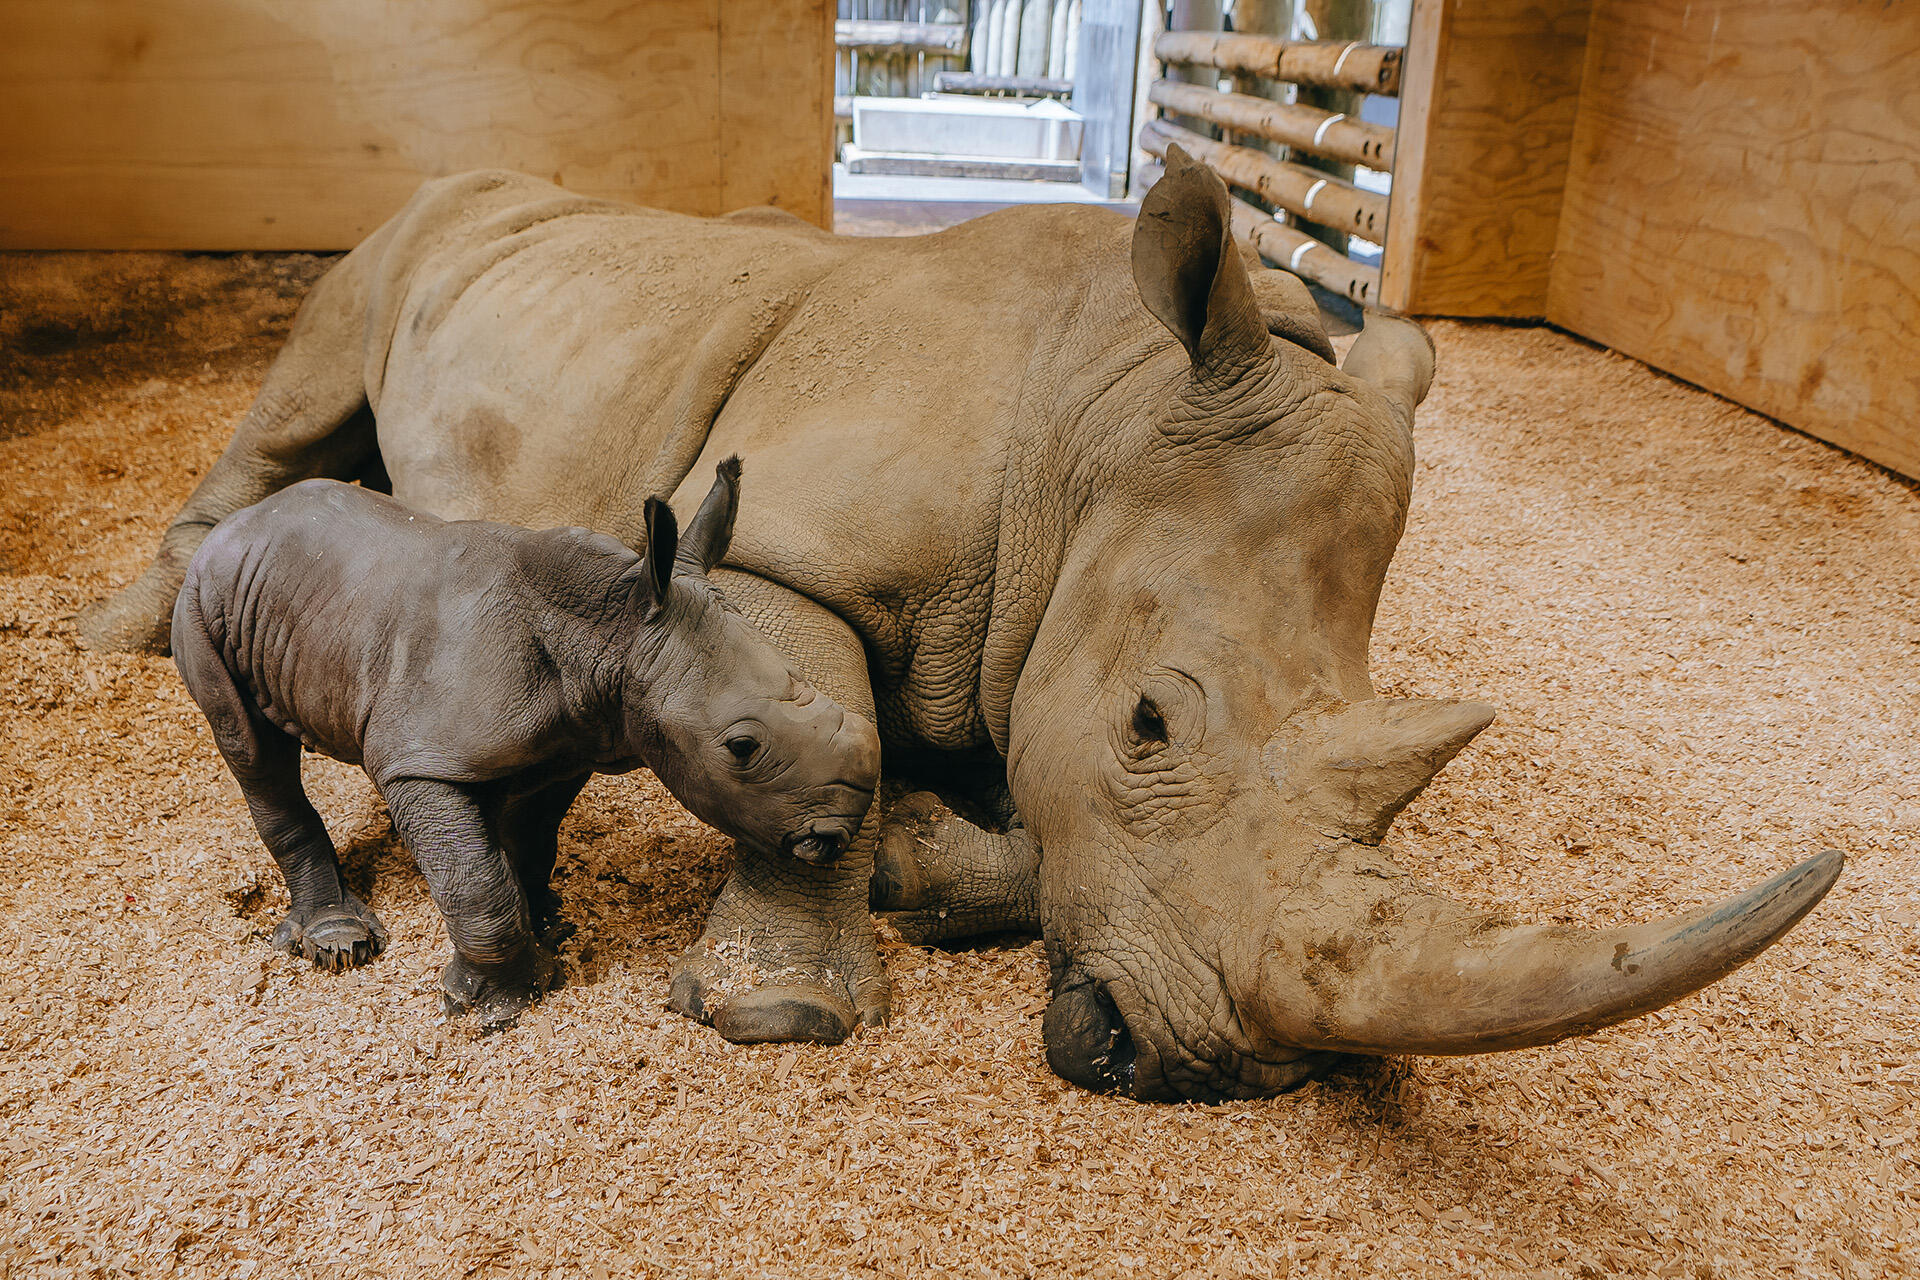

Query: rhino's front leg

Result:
[382,777,560,1031]
[669,572,888,1045]
[870,789,1041,943]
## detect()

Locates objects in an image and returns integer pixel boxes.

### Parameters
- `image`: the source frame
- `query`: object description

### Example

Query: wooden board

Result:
[1547,0,1920,479]
[0,0,834,249]
[1380,0,1592,316]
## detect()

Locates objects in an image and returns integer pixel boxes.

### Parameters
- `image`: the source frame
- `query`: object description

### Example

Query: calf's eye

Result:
[726,736,760,763]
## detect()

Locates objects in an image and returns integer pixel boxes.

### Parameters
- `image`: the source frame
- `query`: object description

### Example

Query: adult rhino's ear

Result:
[641,494,679,610]
[674,455,741,577]
[1132,144,1271,386]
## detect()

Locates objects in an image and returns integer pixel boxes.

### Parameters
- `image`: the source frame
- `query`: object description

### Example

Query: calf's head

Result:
[626,459,880,864]
[1010,147,1842,1101]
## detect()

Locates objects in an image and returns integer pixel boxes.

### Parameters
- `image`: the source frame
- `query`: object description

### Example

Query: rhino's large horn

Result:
[1253,845,1842,1056]
[1341,314,1435,423]
[1253,698,1843,1054]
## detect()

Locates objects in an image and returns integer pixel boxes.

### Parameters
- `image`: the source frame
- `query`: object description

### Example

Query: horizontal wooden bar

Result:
[1141,119,1389,239]
[930,72,1073,97]
[1147,79,1395,170]
[835,19,967,53]
[1154,30,1402,95]
[1230,195,1380,306]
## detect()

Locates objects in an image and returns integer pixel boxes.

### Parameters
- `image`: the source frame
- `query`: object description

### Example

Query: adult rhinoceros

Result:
[82,148,1841,1101]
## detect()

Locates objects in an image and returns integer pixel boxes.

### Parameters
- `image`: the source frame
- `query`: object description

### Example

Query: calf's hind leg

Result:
[80,244,385,654]
[499,774,591,947]
[172,590,387,969]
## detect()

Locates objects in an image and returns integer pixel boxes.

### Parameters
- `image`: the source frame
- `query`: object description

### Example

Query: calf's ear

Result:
[675,455,742,577]
[1132,144,1270,387]
[642,495,679,609]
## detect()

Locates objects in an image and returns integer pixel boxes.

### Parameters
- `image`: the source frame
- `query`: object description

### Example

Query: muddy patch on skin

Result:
[1,256,1916,1278]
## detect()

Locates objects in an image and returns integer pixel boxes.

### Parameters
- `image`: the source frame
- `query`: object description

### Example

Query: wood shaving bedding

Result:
[1,252,1915,1279]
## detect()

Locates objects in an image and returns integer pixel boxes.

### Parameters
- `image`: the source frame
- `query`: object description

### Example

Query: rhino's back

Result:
[357,173,1145,751]
[362,173,850,529]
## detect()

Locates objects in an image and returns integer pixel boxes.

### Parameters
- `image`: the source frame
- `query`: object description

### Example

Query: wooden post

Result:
[1128,0,1168,198]
[1293,0,1374,255]
[1228,0,1292,159]
[1165,0,1223,136]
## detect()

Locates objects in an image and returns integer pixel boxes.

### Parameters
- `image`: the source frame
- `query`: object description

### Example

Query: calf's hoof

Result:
[440,946,561,1033]
[272,895,388,972]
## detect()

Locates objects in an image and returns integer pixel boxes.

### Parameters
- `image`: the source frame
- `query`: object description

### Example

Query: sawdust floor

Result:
[1,251,1917,1280]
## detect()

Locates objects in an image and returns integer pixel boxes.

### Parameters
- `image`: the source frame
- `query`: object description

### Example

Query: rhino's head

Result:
[632,460,881,865]
[1009,147,1841,1101]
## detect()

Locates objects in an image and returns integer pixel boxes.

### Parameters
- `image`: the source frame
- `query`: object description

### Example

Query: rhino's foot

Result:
[76,573,179,655]
[271,894,388,973]
[439,945,562,1034]
[871,791,1041,944]
[669,956,863,1046]
[669,847,889,1046]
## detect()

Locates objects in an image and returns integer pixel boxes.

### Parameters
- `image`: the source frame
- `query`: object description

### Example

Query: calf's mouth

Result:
[782,823,854,865]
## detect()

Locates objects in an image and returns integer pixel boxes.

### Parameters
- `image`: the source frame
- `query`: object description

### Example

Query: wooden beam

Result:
[1230,195,1380,306]
[1147,78,1395,170]
[1142,155,1381,304]
[1153,31,1403,96]
[834,19,968,54]
[1141,119,1388,240]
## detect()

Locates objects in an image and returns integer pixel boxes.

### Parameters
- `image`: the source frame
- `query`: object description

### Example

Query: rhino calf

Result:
[172,459,880,1028]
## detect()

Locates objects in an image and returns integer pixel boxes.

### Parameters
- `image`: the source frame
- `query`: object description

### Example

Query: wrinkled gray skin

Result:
[93,146,1840,1097]
[171,462,880,1031]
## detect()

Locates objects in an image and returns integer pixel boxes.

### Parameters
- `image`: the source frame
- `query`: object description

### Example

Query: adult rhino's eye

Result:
[1128,695,1168,748]
[726,736,760,764]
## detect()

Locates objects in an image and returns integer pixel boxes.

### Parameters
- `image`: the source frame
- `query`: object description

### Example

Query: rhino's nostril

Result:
[1043,972,1137,1096]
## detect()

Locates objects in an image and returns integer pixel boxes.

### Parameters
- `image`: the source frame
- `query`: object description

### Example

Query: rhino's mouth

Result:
[1044,964,1339,1102]
[1041,970,1139,1096]
[782,826,851,865]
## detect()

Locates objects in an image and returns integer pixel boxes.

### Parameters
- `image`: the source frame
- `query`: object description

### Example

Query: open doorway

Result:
[832,0,1412,261]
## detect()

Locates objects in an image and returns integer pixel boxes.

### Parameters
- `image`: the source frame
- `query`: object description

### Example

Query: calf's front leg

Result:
[381,777,560,1030]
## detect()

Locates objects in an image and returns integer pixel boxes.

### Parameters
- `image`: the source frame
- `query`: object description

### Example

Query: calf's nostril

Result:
[1042,972,1137,1096]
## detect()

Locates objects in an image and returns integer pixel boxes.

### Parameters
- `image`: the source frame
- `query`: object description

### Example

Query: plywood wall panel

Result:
[1548,0,1920,478]
[721,0,836,225]
[1381,0,1592,317]
[0,0,834,249]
